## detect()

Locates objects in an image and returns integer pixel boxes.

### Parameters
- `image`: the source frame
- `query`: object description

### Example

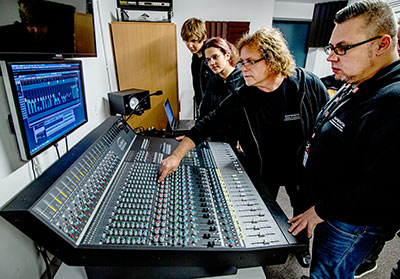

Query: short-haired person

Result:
[288,1,400,278]
[159,27,329,267]
[181,18,213,118]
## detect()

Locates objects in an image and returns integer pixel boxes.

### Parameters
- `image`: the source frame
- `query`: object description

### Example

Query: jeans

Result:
[310,219,395,279]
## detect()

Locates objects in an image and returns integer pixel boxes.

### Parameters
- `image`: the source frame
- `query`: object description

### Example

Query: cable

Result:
[54,143,60,159]
[117,90,163,133]
[31,159,37,180]
[96,0,112,92]
[65,136,69,152]
[37,244,52,279]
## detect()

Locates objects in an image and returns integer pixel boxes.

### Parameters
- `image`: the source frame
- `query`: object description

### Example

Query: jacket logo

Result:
[330,116,345,132]
[284,113,301,121]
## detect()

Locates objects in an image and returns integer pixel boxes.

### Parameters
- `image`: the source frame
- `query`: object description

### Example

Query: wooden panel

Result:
[110,22,178,130]
[206,21,250,45]
[227,22,250,45]
[74,13,95,55]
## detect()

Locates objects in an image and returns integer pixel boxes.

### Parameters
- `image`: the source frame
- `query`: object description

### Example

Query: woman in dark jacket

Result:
[199,37,245,118]
[199,37,245,144]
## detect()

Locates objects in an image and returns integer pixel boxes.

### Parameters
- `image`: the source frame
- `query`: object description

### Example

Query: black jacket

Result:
[304,59,400,232]
[186,68,328,194]
[191,54,213,107]
[199,67,245,118]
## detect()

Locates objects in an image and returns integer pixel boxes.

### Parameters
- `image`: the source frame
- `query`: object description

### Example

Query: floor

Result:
[54,187,400,279]
[264,187,400,279]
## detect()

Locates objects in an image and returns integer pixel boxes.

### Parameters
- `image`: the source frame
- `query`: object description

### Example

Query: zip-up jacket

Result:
[199,67,245,118]
[186,68,329,195]
[304,59,400,232]
[191,53,213,107]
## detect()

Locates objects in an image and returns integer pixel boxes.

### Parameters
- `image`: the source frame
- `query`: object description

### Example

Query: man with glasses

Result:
[181,18,213,119]
[288,1,400,278]
[159,27,329,268]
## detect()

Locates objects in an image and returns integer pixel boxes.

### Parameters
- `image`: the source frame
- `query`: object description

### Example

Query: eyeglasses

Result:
[237,57,265,69]
[204,54,221,65]
[324,36,382,56]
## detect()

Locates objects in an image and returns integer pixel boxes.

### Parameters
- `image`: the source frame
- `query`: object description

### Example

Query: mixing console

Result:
[0,117,304,269]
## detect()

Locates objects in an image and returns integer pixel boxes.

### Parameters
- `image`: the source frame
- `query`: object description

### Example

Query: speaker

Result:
[108,88,150,115]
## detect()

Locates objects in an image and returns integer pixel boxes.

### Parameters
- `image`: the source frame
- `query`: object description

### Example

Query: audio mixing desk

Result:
[0,117,305,272]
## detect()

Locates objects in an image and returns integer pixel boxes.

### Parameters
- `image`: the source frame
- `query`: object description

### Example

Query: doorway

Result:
[272,20,311,68]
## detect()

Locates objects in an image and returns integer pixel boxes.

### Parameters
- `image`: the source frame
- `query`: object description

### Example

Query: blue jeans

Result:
[310,219,394,279]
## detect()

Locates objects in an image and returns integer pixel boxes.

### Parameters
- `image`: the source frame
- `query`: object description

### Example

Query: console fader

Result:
[0,117,304,268]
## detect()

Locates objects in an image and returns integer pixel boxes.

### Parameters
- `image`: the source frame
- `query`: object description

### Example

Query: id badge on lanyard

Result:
[302,84,358,167]
[303,141,311,167]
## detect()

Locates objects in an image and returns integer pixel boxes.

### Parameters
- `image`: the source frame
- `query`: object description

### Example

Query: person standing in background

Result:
[199,37,245,147]
[180,18,213,119]
[200,37,244,118]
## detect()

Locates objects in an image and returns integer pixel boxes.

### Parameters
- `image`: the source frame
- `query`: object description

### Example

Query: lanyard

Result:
[305,83,359,154]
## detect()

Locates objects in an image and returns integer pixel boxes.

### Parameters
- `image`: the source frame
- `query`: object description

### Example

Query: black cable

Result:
[37,244,52,279]
[65,136,69,152]
[117,90,163,133]
[54,142,60,159]
[31,159,37,180]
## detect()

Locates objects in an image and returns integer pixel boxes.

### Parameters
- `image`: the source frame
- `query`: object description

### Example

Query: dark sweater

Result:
[304,59,400,232]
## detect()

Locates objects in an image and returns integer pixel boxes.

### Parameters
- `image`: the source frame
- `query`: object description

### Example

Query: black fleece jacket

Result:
[304,59,400,232]
[199,67,245,118]
[186,68,328,194]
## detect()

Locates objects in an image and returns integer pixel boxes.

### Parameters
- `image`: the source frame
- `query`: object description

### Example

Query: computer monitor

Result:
[1,60,88,161]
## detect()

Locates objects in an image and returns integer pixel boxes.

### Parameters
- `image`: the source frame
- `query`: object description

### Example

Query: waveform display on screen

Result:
[6,62,88,159]
[21,76,80,117]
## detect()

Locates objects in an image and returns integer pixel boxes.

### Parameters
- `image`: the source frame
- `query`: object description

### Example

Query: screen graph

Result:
[4,61,88,159]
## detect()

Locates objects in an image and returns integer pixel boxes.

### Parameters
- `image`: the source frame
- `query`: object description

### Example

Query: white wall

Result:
[273,1,314,21]
[172,0,275,119]
[0,0,119,277]
[305,47,332,77]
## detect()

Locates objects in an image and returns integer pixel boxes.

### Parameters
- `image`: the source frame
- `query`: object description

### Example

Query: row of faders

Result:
[0,117,301,269]
[84,137,287,250]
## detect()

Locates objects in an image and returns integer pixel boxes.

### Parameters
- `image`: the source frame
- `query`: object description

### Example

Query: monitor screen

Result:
[1,60,88,160]
[163,98,174,127]
[0,0,96,60]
